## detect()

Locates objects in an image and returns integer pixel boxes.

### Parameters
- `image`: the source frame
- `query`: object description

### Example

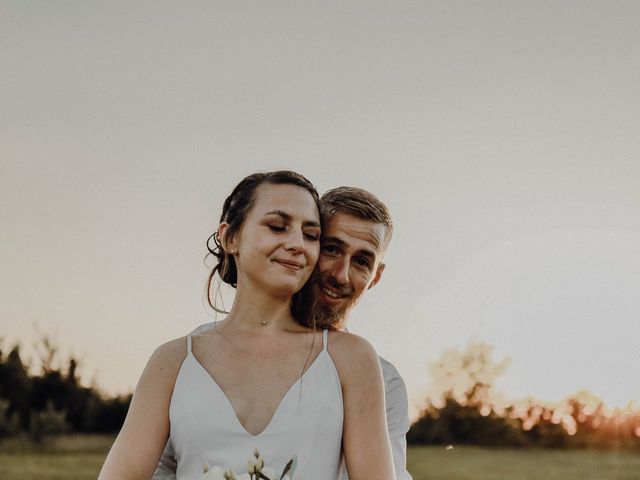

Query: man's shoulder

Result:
[377,354,412,479]
[377,355,409,408]
[378,355,404,384]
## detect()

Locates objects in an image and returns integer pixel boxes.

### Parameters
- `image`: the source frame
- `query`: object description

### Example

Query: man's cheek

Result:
[316,256,332,273]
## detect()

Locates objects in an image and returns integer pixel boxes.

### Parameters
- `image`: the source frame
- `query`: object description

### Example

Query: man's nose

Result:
[330,258,350,285]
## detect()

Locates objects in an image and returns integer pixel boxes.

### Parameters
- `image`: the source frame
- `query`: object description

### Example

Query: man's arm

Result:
[380,357,413,480]
[151,440,177,480]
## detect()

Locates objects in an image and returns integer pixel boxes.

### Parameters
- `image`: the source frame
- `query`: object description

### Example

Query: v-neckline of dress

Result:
[188,348,328,438]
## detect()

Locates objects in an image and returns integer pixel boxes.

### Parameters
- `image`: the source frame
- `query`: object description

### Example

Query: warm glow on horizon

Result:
[408,341,640,423]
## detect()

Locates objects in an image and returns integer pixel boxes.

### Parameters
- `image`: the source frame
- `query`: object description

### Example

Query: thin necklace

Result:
[213,319,317,418]
[211,317,276,350]
[213,319,317,380]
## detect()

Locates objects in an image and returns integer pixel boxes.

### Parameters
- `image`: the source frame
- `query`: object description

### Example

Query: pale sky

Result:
[2,2,639,417]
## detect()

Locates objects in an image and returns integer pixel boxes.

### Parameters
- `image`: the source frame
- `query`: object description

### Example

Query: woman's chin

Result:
[267,271,312,296]
[260,279,305,300]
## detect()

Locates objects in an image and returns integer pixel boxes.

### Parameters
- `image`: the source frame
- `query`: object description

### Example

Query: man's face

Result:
[310,211,388,325]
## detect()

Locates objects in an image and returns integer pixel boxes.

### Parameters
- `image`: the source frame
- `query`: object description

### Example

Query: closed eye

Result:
[268,225,286,232]
[304,232,320,241]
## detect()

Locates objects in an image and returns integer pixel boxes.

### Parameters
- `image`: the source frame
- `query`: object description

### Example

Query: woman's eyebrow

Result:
[264,210,321,228]
[264,209,290,220]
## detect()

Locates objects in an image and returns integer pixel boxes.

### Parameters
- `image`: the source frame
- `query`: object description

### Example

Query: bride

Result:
[99,170,395,480]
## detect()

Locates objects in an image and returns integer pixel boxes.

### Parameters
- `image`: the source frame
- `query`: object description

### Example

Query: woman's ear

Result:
[218,223,238,254]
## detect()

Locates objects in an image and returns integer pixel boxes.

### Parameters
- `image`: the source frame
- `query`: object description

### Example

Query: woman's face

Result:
[225,182,321,298]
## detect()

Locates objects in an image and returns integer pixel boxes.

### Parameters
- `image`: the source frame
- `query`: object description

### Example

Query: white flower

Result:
[203,449,297,480]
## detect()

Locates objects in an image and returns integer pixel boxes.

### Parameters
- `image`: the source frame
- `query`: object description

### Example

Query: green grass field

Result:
[1,436,639,479]
[0,435,114,480]
[407,445,640,480]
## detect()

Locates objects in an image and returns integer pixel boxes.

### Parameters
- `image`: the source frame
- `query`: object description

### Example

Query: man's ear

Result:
[218,223,237,253]
[367,262,385,290]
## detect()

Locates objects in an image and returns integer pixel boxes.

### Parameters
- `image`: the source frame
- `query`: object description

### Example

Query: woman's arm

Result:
[99,337,186,480]
[330,331,396,480]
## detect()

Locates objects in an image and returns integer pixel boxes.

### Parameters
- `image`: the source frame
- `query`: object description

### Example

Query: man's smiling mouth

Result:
[321,286,348,299]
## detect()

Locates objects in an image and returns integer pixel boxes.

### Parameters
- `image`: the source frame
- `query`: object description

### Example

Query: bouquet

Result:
[203,448,297,480]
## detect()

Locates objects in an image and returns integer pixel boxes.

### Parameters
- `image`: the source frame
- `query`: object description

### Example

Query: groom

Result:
[301,186,412,480]
[154,186,412,480]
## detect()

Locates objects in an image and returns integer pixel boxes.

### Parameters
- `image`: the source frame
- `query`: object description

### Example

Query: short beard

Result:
[309,294,347,330]
[291,276,347,330]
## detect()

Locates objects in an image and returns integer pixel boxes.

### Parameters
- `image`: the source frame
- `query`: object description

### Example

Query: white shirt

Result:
[374,356,412,480]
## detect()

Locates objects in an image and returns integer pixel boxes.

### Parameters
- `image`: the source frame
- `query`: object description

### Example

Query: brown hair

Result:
[320,186,393,250]
[206,170,321,315]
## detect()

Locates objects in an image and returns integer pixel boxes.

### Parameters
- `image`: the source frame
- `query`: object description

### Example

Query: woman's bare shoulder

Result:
[327,329,378,353]
[141,336,189,383]
[327,330,380,380]
[152,335,189,359]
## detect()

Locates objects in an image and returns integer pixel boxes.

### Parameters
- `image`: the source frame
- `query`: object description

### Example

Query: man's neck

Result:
[337,319,350,332]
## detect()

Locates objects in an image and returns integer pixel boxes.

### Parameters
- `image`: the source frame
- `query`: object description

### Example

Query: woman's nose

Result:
[285,229,305,252]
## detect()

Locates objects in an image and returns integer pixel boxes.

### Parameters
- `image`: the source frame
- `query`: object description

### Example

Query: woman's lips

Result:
[273,259,304,270]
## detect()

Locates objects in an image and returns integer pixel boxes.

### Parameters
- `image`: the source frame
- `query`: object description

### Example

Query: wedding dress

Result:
[169,328,344,479]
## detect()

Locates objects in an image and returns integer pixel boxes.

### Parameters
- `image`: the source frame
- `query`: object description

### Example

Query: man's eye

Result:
[354,257,370,268]
[268,225,286,232]
[321,245,339,255]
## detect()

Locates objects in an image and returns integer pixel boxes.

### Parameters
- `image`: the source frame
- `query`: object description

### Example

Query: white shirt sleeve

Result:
[152,439,177,480]
[342,357,413,480]
[380,357,413,480]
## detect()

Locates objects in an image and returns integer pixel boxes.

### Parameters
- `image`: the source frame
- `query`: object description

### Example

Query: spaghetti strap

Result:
[186,334,192,354]
[322,329,328,350]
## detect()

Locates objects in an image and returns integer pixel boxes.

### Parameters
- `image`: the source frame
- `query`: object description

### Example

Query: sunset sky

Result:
[2,2,640,418]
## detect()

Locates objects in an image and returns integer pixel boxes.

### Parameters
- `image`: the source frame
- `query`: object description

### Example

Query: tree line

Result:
[2,335,639,450]
[0,338,129,442]
[408,342,640,450]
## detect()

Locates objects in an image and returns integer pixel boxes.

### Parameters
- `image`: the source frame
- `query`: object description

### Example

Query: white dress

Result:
[169,329,344,479]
